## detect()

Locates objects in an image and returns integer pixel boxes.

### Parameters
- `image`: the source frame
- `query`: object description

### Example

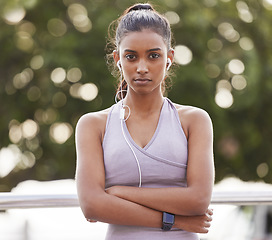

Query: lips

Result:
[134,78,151,83]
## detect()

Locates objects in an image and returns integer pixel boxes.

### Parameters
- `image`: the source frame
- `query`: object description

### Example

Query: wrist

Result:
[173,215,183,229]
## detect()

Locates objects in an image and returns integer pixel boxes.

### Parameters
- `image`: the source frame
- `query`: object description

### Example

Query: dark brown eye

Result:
[125,54,136,60]
[149,53,160,59]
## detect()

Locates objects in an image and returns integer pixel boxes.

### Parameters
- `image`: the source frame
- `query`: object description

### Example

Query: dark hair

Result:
[106,3,173,99]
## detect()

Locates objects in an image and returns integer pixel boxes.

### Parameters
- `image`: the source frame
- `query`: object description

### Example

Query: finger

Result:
[206,210,213,220]
[199,227,209,234]
[206,208,214,215]
[206,214,213,222]
[86,218,97,223]
[204,221,211,228]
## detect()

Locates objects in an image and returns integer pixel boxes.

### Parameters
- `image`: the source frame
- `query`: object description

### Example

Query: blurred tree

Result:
[0,0,271,191]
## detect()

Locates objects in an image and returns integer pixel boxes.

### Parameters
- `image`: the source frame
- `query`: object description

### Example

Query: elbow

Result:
[81,202,97,221]
[80,198,98,221]
[189,194,211,215]
[178,191,211,216]
[78,192,105,221]
[191,199,210,215]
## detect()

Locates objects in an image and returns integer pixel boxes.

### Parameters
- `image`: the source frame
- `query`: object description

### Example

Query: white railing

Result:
[1,191,272,210]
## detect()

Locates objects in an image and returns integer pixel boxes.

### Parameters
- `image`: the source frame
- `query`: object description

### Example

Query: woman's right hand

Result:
[175,209,213,233]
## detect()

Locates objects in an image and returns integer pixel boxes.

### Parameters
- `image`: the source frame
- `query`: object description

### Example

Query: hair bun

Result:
[128,3,153,12]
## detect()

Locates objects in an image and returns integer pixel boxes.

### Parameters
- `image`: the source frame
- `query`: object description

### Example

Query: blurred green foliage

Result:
[0,0,272,191]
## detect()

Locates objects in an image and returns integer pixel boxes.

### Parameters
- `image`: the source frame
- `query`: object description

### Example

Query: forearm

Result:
[107,186,212,216]
[80,190,163,228]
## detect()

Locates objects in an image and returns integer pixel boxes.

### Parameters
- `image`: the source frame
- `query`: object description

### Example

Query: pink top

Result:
[102,98,199,240]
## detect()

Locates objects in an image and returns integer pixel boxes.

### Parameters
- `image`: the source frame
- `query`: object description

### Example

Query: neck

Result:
[123,91,164,115]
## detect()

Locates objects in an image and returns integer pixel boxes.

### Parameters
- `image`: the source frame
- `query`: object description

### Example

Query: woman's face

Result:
[116,29,172,96]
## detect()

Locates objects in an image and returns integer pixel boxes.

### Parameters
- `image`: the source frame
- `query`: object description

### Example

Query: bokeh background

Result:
[0,0,272,192]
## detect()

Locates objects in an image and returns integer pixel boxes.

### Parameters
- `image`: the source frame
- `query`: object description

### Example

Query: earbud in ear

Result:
[117,60,122,71]
[166,58,172,71]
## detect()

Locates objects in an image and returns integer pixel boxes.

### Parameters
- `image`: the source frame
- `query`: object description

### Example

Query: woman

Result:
[75,3,214,240]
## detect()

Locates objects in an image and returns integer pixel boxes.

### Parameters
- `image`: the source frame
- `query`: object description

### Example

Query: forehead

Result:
[119,29,167,52]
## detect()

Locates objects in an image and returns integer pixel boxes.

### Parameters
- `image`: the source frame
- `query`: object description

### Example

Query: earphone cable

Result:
[121,119,142,187]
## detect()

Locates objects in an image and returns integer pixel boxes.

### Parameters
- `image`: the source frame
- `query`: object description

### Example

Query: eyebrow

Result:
[124,48,162,53]
[148,48,162,52]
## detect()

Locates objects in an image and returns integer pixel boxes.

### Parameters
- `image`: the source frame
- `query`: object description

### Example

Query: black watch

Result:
[161,212,175,231]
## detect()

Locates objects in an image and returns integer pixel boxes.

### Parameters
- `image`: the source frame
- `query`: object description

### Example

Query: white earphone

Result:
[166,58,172,71]
[117,60,122,72]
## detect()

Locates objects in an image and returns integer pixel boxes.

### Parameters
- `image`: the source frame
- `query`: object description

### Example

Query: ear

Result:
[167,48,174,63]
[113,50,120,64]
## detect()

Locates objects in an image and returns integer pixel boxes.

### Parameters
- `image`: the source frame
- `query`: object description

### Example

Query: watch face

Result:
[163,212,175,224]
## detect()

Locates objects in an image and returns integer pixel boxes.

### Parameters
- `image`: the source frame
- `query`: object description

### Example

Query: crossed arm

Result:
[75,108,214,233]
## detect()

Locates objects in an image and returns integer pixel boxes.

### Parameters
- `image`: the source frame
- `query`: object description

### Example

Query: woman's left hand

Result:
[174,208,213,233]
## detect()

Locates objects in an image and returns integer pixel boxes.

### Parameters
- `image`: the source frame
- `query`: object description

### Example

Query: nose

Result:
[137,59,148,74]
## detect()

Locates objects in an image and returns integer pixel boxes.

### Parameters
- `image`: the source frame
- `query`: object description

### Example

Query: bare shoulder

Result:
[173,103,213,137]
[76,107,112,140]
[77,108,110,126]
[174,103,211,122]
